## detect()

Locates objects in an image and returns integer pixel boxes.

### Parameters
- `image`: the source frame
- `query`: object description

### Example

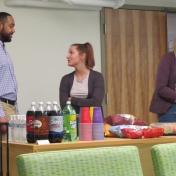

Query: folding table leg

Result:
[0,123,3,176]
[6,125,9,176]
[0,122,9,176]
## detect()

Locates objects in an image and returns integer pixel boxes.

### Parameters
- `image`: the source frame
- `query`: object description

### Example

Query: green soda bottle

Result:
[62,101,77,142]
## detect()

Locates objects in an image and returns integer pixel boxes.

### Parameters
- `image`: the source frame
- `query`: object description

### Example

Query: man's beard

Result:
[0,29,12,42]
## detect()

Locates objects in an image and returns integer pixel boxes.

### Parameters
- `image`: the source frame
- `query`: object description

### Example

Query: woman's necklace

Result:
[76,76,87,83]
[75,70,90,84]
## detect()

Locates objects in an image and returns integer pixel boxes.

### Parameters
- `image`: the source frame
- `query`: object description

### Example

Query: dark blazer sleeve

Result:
[156,54,176,102]
[71,71,105,107]
[59,75,70,110]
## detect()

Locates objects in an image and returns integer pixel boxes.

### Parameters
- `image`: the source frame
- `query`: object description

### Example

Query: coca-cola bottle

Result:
[48,101,63,143]
[26,102,36,143]
[34,102,49,141]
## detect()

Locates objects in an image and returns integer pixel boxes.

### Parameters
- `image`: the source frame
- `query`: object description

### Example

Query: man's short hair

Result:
[0,12,12,24]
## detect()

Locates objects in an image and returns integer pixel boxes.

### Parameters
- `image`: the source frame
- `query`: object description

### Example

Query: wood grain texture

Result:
[104,9,167,124]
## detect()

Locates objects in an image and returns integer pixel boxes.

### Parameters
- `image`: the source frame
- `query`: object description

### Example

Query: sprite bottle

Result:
[62,101,77,142]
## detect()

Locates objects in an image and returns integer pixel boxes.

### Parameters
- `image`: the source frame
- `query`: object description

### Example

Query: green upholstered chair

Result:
[16,146,143,176]
[151,142,176,176]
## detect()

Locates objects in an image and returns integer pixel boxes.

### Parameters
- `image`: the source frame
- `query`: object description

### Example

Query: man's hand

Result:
[0,116,8,134]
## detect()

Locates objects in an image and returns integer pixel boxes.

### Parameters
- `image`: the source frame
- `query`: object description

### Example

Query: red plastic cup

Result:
[79,123,92,141]
[80,107,91,123]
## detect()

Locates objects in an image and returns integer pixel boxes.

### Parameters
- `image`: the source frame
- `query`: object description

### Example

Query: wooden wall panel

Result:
[105,9,167,124]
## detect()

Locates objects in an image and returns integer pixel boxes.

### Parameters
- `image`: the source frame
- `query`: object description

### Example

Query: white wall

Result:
[125,0,176,8]
[1,1,101,114]
[167,13,176,51]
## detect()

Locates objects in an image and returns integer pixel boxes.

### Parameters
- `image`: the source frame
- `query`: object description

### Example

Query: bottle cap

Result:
[47,101,51,105]
[39,102,43,105]
[53,101,57,105]
[66,101,71,104]
[31,102,35,105]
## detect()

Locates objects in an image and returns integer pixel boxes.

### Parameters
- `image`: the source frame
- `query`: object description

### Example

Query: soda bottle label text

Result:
[49,116,63,134]
[34,116,49,135]
[64,114,77,133]
[26,116,34,132]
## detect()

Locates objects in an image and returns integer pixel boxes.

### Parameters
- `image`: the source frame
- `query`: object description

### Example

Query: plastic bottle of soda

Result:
[34,102,49,141]
[48,101,63,143]
[26,102,36,143]
[45,101,51,115]
[62,101,77,142]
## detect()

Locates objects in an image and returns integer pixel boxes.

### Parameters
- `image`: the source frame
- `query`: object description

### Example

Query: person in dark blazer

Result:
[149,40,176,122]
[59,42,105,114]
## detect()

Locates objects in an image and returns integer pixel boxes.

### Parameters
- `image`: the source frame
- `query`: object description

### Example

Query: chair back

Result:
[151,142,176,176]
[16,146,143,176]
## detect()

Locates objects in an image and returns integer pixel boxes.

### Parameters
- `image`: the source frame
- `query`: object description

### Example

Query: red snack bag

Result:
[103,115,113,125]
[104,114,147,126]
[112,115,132,125]
[121,128,143,139]
[143,126,164,138]
[104,114,134,126]
[133,117,147,126]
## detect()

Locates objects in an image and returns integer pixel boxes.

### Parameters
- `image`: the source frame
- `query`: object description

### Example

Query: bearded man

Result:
[0,12,18,138]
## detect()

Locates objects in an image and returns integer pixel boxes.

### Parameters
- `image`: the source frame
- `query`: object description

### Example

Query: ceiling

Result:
[4,0,176,11]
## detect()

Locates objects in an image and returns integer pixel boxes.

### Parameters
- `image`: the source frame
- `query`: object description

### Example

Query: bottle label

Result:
[34,116,49,135]
[63,114,77,141]
[35,120,42,128]
[49,115,63,134]
[26,116,34,132]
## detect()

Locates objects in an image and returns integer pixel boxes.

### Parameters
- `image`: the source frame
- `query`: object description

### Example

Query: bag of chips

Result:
[121,128,143,139]
[104,114,147,126]
[109,125,147,138]
[143,126,164,138]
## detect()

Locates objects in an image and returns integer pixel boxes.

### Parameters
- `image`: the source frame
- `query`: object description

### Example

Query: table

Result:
[2,136,176,176]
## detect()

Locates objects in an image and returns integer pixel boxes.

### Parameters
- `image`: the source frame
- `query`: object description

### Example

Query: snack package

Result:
[108,125,147,138]
[143,126,164,138]
[108,124,164,139]
[104,114,147,126]
[104,123,118,137]
[121,126,164,139]
[150,123,176,135]
[121,128,143,139]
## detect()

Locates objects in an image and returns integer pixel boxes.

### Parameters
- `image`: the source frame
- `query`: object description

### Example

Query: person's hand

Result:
[68,97,72,101]
[0,116,8,134]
